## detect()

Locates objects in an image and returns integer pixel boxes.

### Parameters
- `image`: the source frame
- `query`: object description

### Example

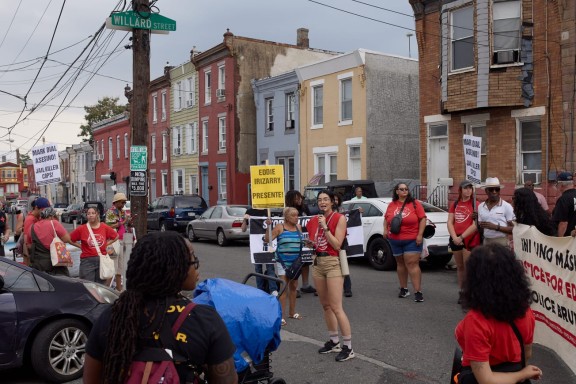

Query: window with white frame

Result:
[101,139,104,159]
[348,145,361,179]
[108,137,113,168]
[187,122,197,154]
[277,157,295,191]
[202,120,208,153]
[265,98,274,132]
[492,0,521,64]
[286,92,295,129]
[162,133,167,162]
[152,95,158,122]
[204,70,212,104]
[95,141,99,158]
[116,135,120,159]
[173,169,184,193]
[519,120,542,184]
[151,135,156,163]
[313,85,323,126]
[218,65,225,93]
[186,76,195,107]
[450,5,474,71]
[172,126,182,156]
[175,81,182,111]
[467,123,487,181]
[189,175,198,194]
[340,78,352,122]
[218,167,227,201]
[161,92,167,121]
[161,172,168,195]
[124,133,128,158]
[316,151,337,184]
[218,117,226,150]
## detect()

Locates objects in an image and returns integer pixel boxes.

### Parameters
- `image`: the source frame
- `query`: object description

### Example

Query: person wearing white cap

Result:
[478,177,515,247]
[105,192,133,291]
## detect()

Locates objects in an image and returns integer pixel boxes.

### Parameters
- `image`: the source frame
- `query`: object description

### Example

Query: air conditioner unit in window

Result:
[494,50,518,65]
[522,171,542,185]
[285,119,295,129]
[186,99,193,107]
[173,148,181,156]
[219,141,226,149]
[216,88,225,98]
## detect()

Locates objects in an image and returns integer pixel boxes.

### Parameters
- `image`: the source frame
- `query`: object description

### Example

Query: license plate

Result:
[188,213,195,217]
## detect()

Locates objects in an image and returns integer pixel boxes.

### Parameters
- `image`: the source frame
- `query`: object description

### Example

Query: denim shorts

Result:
[388,238,423,256]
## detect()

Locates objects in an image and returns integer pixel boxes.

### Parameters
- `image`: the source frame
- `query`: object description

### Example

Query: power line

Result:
[0,0,23,51]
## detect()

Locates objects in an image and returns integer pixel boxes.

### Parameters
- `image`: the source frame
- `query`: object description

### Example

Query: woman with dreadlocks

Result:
[83,231,237,384]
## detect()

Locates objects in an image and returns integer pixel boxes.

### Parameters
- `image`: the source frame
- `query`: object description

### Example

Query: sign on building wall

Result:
[31,143,61,186]
[463,135,482,185]
[250,165,285,209]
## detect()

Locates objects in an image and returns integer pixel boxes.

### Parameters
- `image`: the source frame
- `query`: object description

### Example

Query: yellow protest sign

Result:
[250,165,285,208]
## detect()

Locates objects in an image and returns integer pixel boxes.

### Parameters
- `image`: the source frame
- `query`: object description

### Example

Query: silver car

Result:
[186,205,250,246]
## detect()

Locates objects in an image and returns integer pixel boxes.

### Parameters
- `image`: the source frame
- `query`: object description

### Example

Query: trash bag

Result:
[193,278,282,372]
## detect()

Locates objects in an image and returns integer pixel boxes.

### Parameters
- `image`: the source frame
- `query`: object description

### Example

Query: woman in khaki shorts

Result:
[306,190,354,362]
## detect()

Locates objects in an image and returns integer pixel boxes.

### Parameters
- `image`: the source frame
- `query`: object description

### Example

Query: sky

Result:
[0,0,416,161]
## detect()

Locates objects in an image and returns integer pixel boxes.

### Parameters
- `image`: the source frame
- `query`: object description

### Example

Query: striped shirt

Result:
[275,226,302,265]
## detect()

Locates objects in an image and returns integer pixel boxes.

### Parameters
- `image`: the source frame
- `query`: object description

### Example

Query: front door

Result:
[427,123,449,204]
[200,167,209,206]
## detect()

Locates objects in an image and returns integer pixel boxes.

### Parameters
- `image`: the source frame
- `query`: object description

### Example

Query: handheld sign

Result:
[463,135,482,185]
[31,143,62,186]
[250,165,285,209]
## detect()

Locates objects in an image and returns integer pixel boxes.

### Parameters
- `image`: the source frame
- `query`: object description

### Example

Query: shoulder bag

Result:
[87,224,115,280]
[389,200,408,234]
[50,221,73,267]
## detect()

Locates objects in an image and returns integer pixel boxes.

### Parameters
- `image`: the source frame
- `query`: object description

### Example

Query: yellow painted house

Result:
[169,61,200,194]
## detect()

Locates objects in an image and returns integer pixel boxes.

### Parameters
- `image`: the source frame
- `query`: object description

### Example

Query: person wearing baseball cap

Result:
[105,192,133,291]
[552,171,576,236]
[22,197,51,265]
[478,177,515,247]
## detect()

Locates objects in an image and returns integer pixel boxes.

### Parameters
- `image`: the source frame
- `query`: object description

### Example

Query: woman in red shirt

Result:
[455,244,542,383]
[447,180,480,302]
[384,183,427,302]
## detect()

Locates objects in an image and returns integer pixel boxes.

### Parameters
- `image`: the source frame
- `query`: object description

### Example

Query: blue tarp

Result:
[193,278,282,372]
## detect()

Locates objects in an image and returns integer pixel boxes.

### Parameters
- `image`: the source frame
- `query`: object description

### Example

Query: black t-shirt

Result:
[86,297,236,371]
[551,189,576,236]
[0,211,6,233]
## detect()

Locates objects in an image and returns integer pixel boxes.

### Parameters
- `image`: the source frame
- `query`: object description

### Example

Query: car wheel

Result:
[367,237,396,271]
[30,318,89,382]
[217,229,228,247]
[270,379,287,384]
[160,222,167,232]
[188,227,198,241]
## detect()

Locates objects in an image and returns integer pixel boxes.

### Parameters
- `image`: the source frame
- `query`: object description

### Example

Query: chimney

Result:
[297,28,309,48]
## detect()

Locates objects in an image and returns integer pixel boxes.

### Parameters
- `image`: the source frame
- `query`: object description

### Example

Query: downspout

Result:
[545,0,551,202]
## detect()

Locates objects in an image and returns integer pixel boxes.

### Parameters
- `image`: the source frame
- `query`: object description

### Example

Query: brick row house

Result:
[409,0,575,206]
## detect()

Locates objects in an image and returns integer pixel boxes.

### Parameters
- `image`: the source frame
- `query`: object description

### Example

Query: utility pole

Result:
[130,0,150,239]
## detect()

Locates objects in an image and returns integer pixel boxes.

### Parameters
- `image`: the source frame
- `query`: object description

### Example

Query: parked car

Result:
[79,201,105,224]
[304,179,378,214]
[187,205,250,246]
[147,194,208,232]
[341,197,451,271]
[0,257,119,382]
[123,200,131,216]
[61,203,83,224]
[53,203,68,217]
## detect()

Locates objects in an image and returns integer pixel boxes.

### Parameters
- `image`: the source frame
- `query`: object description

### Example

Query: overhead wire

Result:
[0,0,23,51]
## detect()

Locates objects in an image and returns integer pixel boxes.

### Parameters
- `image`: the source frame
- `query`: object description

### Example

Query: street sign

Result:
[109,11,176,32]
[130,171,148,196]
[130,146,148,171]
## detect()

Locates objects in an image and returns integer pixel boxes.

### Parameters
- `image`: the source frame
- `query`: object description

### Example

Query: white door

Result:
[427,124,449,200]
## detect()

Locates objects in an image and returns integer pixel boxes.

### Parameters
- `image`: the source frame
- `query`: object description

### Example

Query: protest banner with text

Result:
[250,165,285,208]
[31,143,62,186]
[463,135,482,185]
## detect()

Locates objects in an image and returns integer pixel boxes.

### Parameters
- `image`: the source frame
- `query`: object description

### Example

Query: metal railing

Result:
[410,184,449,210]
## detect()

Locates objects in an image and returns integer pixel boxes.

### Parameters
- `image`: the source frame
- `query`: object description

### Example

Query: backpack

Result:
[126,302,196,384]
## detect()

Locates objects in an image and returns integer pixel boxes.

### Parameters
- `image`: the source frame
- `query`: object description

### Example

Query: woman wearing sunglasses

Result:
[384,183,427,302]
[478,177,515,247]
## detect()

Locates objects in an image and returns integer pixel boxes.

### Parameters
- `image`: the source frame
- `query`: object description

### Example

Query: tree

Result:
[19,152,31,165]
[78,97,127,141]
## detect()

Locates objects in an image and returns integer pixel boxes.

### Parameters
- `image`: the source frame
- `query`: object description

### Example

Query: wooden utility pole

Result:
[130,0,150,239]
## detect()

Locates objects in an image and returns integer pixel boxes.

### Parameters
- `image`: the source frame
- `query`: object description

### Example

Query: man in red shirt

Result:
[22,197,50,265]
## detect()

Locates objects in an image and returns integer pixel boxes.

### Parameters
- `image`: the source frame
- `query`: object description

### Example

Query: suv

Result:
[79,201,106,224]
[304,179,378,214]
[147,194,208,232]
[61,203,84,223]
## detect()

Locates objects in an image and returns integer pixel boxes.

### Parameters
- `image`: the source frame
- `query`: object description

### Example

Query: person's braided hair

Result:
[102,231,191,383]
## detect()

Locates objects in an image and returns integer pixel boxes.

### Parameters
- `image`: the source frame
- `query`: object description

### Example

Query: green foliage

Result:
[19,152,31,164]
[78,97,127,141]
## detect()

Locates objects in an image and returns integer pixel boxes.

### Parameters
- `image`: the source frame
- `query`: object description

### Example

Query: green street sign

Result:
[110,11,176,32]
[130,146,148,171]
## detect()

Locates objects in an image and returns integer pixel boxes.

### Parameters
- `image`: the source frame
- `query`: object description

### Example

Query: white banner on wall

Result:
[31,143,62,186]
[513,224,576,375]
[463,135,482,185]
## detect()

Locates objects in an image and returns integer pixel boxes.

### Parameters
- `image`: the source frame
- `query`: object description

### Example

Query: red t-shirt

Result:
[455,308,535,367]
[70,223,118,259]
[24,213,39,246]
[384,200,426,240]
[306,211,343,256]
[31,219,69,249]
[449,199,481,248]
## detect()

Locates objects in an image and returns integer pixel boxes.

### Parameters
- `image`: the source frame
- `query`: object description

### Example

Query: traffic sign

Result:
[109,11,176,32]
[130,146,148,171]
[130,171,148,196]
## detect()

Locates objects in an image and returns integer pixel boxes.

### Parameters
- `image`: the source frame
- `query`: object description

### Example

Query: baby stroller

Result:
[193,273,287,384]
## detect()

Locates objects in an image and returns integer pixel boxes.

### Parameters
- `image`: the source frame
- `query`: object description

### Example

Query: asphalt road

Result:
[3,235,575,383]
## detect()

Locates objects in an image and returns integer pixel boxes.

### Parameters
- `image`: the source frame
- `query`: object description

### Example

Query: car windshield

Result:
[227,206,247,216]
[420,201,446,213]
[175,196,204,209]
[304,188,322,202]
[54,203,67,208]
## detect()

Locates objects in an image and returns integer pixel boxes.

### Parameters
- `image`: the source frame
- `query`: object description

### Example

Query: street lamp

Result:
[406,33,414,59]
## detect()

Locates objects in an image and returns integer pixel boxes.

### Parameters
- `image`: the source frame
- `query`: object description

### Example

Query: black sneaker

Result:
[398,288,410,298]
[301,286,317,294]
[414,291,424,302]
[344,290,353,297]
[296,290,301,298]
[335,346,355,362]
[318,340,341,354]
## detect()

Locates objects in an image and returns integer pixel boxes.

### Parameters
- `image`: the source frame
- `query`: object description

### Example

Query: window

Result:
[277,157,295,191]
[340,78,352,122]
[202,120,208,153]
[108,137,113,168]
[316,152,337,184]
[313,85,323,125]
[161,172,168,195]
[152,95,158,122]
[172,126,182,156]
[492,0,521,64]
[116,136,120,159]
[124,134,129,158]
[218,117,226,150]
[175,81,183,111]
[450,5,474,71]
[151,135,156,163]
[189,175,198,194]
[218,167,227,201]
[348,145,361,179]
[204,70,212,104]
[469,124,487,181]
[265,98,274,132]
[162,133,167,162]
[286,92,295,129]
[519,120,541,183]
[173,169,184,193]
[186,76,195,107]
[218,65,225,92]
[186,123,197,154]
[161,92,167,121]
[101,139,104,159]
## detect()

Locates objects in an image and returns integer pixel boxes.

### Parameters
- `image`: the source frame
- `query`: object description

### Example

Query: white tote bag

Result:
[87,224,115,280]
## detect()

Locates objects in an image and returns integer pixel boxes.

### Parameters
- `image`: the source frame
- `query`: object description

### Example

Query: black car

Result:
[79,201,106,224]
[61,203,83,224]
[147,194,208,232]
[0,258,118,382]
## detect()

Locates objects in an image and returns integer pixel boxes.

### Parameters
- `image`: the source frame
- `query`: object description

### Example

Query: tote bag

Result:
[50,221,73,267]
[87,224,115,280]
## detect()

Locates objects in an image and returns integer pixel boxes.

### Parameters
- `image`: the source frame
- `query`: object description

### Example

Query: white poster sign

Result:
[31,143,61,186]
[463,135,482,184]
[513,224,576,375]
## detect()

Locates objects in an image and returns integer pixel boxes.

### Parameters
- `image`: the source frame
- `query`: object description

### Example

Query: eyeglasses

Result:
[397,188,409,192]
[188,258,200,269]
[486,187,500,193]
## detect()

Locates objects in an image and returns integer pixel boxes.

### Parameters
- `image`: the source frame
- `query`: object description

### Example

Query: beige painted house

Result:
[169,61,200,195]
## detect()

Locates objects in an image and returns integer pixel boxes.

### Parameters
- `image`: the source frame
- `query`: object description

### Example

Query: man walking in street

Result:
[552,171,576,237]
[524,180,549,212]
[478,177,515,246]
[105,192,133,291]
